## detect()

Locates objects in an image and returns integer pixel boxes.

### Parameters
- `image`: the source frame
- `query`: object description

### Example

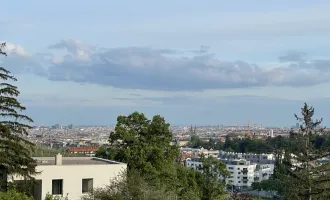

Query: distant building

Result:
[68,124,73,129]
[219,151,275,166]
[51,124,60,129]
[185,150,275,189]
[10,154,127,200]
[185,157,273,189]
[179,147,219,158]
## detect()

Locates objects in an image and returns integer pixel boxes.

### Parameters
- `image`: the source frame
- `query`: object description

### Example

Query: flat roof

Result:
[33,157,124,166]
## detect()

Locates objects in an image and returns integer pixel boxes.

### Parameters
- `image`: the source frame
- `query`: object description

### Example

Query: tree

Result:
[108,112,179,186]
[200,156,229,200]
[175,164,203,199]
[278,103,330,199]
[0,43,37,190]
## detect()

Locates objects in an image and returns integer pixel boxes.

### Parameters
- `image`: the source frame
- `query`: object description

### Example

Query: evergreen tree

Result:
[279,103,330,199]
[0,42,37,191]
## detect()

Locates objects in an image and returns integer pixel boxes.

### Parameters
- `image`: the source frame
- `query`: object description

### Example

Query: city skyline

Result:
[2,0,330,126]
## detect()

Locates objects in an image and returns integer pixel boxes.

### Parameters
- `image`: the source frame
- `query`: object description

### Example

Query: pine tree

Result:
[279,103,330,199]
[0,42,37,191]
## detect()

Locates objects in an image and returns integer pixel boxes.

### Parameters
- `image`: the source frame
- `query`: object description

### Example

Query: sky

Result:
[1,0,330,127]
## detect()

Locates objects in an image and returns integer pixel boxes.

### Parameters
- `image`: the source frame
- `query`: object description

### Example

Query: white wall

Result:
[226,163,256,187]
[12,162,126,200]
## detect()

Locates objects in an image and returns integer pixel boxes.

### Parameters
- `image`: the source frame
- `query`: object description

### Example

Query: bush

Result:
[44,193,69,200]
[0,190,33,200]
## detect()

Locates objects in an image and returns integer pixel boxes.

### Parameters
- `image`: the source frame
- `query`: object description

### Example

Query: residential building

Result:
[200,148,219,158]
[185,152,274,189]
[180,147,219,158]
[219,151,275,168]
[185,157,203,172]
[10,154,127,200]
[221,159,256,188]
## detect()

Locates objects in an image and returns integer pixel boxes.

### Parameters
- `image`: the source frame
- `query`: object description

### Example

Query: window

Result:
[52,179,63,195]
[228,167,233,170]
[82,179,93,193]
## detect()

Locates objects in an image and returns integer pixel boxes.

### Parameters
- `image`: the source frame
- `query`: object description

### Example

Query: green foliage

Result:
[0,189,33,200]
[175,165,203,199]
[0,43,37,190]
[252,179,282,194]
[108,112,179,183]
[81,169,176,200]
[273,103,330,199]
[189,134,275,154]
[95,111,230,200]
[187,135,224,150]
[200,156,229,200]
[44,193,69,200]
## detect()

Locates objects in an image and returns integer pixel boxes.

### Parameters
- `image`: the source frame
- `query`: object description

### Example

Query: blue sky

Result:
[1,0,330,127]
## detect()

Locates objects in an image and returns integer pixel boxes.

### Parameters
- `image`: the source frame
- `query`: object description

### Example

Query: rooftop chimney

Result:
[55,153,62,165]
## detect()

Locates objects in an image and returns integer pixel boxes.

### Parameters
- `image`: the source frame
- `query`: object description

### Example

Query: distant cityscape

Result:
[26,122,313,151]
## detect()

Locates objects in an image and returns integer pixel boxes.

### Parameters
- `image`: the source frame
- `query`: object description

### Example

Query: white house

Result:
[10,154,127,200]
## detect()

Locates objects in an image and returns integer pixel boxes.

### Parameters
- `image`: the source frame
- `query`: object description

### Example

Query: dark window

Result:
[52,179,63,195]
[82,179,93,193]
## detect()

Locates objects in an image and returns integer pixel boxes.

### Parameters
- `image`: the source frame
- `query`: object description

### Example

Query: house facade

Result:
[10,154,127,200]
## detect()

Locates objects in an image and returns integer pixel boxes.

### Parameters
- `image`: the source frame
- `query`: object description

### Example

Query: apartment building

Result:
[221,159,256,187]
[185,151,274,189]
[200,148,219,158]
[185,157,203,172]
[219,151,275,164]
[180,147,219,158]
[10,154,127,200]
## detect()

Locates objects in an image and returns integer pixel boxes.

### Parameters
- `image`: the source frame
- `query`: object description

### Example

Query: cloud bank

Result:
[2,39,330,91]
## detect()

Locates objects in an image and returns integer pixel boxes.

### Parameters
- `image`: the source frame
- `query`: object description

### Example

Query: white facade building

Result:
[10,154,127,200]
[219,151,275,170]
[223,159,256,187]
[185,156,273,189]
[180,147,219,158]
[185,158,203,172]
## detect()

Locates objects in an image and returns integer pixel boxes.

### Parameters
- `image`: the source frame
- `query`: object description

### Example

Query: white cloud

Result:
[2,42,30,57]
[3,40,330,92]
